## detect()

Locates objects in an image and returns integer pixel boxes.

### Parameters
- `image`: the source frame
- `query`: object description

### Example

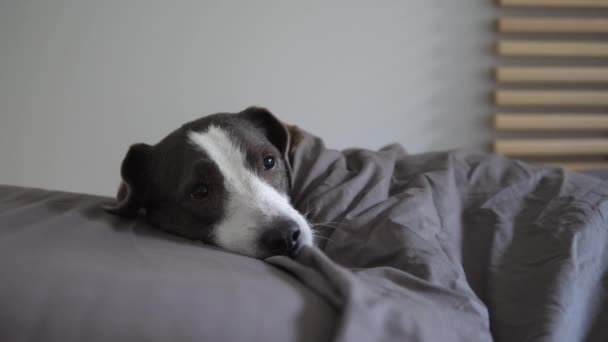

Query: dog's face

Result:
[105,107,313,258]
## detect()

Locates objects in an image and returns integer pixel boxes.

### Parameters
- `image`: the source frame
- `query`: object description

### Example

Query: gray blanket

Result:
[1,130,607,342]
[270,131,608,342]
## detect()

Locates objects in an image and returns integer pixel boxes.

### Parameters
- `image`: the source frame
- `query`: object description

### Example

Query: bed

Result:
[2,128,608,342]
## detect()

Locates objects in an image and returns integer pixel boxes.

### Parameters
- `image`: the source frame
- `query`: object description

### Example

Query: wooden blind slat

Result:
[499,0,608,8]
[495,90,608,106]
[498,40,608,57]
[542,162,608,171]
[498,17,608,33]
[494,138,608,156]
[495,113,608,130]
[496,67,608,83]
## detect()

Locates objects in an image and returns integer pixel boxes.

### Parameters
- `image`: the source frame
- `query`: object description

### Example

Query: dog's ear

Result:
[103,143,152,217]
[239,106,302,186]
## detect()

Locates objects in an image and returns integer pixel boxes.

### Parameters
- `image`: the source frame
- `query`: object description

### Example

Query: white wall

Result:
[0,0,494,196]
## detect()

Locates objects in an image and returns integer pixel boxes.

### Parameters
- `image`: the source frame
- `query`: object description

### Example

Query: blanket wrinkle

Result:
[278,129,608,342]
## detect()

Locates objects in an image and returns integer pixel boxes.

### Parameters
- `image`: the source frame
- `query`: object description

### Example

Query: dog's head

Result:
[104,107,312,258]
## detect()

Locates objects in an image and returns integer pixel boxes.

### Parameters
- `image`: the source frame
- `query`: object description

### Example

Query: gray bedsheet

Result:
[1,129,608,342]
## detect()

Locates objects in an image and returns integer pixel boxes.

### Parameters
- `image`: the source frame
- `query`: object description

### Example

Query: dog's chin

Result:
[228,236,313,260]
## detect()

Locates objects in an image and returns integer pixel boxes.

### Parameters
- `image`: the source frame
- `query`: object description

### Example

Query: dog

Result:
[104,106,313,258]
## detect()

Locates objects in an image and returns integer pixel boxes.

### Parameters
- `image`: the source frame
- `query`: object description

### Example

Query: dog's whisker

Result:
[312,235,335,244]
[312,227,347,235]
[314,220,343,224]
[303,208,313,219]
[312,225,339,231]
[311,223,347,231]
[312,222,341,227]
[302,202,313,219]
[312,221,345,227]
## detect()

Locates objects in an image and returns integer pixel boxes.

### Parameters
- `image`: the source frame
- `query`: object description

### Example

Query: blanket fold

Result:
[269,131,608,342]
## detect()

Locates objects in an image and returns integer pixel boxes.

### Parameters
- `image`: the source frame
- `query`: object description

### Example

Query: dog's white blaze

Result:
[188,126,312,257]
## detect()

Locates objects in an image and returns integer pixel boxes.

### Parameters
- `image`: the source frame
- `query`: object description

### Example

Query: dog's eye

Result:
[263,155,276,170]
[190,184,209,199]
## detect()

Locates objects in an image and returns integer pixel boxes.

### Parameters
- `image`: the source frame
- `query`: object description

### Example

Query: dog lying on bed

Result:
[104,107,313,258]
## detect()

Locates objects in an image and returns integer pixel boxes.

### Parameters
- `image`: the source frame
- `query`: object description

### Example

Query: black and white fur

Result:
[104,107,313,258]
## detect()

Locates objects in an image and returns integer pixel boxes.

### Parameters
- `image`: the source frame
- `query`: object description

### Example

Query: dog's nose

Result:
[261,220,302,256]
